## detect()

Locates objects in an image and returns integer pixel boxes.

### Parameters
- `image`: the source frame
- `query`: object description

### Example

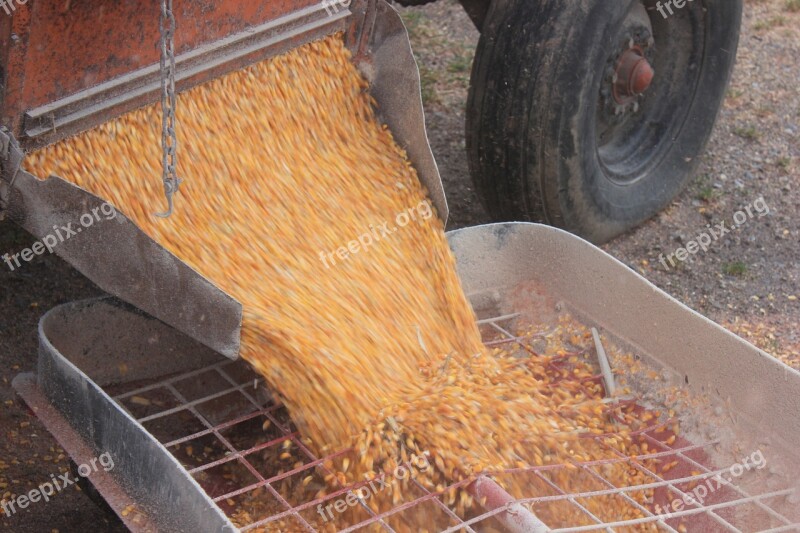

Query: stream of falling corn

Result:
[25,35,659,531]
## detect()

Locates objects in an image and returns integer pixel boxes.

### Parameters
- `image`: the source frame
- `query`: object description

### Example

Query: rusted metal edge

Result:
[21,3,351,150]
[12,373,156,532]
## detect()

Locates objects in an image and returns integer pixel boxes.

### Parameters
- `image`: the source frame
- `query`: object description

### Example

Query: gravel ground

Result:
[0,0,797,531]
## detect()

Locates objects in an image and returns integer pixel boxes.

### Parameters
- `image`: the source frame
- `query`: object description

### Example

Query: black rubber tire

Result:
[466,0,743,243]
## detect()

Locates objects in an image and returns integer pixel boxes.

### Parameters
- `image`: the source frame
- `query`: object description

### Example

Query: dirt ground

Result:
[0,0,797,531]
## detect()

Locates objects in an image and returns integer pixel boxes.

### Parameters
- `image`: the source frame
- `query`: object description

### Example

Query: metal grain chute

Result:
[0,0,444,359]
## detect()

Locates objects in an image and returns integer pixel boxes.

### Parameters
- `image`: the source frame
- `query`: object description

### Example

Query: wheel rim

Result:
[595,0,708,185]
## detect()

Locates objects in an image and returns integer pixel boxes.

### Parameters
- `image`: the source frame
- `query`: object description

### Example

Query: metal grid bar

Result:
[409,476,479,533]
[761,526,800,533]
[336,478,479,533]
[418,455,790,506]
[214,365,274,415]
[641,432,795,527]
[164,409,268,448]
[110,314,798,532]
[607,441,737,530]
[116,357,398,532]
[531,470,610,531]
[115,360,233,400]
[218,362,397,531]
[578,462,679,533]
[164,378,317,532]
[599,438,794,531]
[136,380,265,424]
[548,490,797,532]
[480,315,798,531]
[592,436,739,532]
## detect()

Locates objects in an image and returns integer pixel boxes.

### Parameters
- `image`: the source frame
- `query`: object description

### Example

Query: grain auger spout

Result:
[0,0,445,360]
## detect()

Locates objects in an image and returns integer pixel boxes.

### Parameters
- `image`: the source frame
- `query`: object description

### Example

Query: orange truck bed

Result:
[0,0,370,151]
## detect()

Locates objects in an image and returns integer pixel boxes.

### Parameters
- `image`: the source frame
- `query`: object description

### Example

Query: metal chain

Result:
[156,0,181,217]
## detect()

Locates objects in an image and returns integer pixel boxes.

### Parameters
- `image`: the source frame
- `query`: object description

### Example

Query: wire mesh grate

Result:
[110,313,799,532]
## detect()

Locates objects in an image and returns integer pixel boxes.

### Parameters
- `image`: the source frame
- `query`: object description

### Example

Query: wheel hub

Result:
[613,46,654,104]
[599,2,655,116]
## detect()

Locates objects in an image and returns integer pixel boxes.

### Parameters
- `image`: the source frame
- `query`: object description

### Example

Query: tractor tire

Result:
[466,0,743,243]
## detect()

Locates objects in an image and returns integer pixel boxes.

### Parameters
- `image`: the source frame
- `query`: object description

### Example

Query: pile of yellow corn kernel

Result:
[26,35,661,531]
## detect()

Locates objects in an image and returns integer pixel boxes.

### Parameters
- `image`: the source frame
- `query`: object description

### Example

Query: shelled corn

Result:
[26,35,659,531]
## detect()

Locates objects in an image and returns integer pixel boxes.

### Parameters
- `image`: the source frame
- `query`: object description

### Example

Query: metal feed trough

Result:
[2,0,799,531]
[12,222,800,531]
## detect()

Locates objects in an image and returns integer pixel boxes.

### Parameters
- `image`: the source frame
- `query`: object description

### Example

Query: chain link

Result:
[156,0,181,217]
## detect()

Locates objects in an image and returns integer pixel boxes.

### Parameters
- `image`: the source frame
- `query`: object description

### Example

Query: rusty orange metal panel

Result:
[0,0,323,136]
